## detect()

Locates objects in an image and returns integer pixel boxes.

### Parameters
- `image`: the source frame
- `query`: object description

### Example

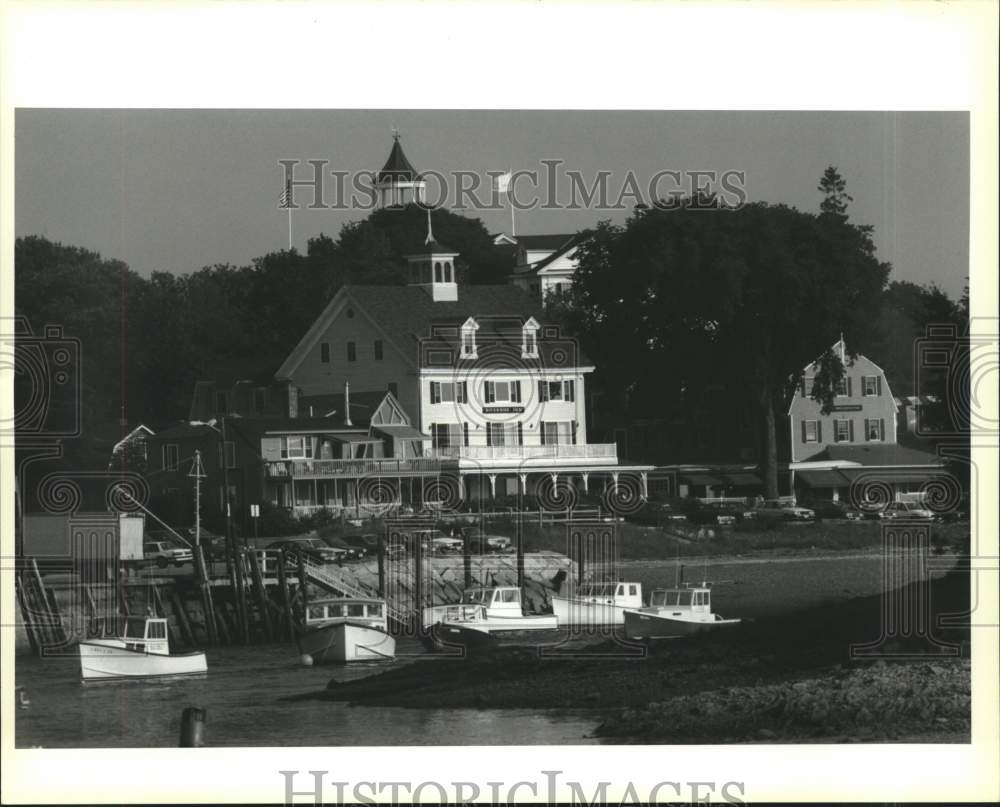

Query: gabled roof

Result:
[148,421,219,442]
[376,137,421,184]
[297,389,393,426]
[514,236,581,277]
[800,444,945,467]
[227,416,370,436]
[276,283,593,375]
[515,233,576,251]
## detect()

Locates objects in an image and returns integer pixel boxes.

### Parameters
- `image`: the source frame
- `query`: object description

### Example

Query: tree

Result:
[818,166,853,218]
[566,177,890,497]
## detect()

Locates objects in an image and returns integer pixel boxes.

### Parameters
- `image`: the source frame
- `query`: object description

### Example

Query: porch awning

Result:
[374,424,429,440]
[836,467,945,485]
[722,472,762,486]
[797,469,850,487]
[681,473,723,486]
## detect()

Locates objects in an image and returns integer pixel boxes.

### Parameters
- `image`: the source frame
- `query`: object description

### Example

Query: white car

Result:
[144,540,193,568]
[883,502,936,520]
[755,499,816,521]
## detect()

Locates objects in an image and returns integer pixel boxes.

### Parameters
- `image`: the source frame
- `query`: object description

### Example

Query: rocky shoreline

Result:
[294,568,970,743]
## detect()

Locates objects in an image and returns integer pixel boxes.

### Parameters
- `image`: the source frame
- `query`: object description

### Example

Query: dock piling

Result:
[179,707,207,747]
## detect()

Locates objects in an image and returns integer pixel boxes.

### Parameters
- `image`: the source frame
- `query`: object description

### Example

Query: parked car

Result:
[805,500,862,521]
[322,536,366,561]
[338,534,379,557]
[627,500,688,526]
[143,540,193,568]
[430,535,464,554]
[883,501,936,520]
[266,538,347,565]
[686,501,754,526]
[754,499,816,521]
[458,530,513,553]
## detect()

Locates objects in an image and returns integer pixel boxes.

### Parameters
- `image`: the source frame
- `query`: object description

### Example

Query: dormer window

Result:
[461,317,479,358]
[522,317,540,358]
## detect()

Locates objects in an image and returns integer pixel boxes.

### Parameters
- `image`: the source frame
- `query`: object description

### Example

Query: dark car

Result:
[322,535,371,561]
[266,538,346,565]
[685,501,754,526]
[339,534,379,556]
[627,500,688,526]
[805,500,862,521]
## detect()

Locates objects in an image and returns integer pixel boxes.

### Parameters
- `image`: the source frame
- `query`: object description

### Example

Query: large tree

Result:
[563,171,891,497]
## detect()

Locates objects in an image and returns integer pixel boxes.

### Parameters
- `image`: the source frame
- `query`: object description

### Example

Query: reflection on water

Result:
[16,553,956,748]
[15,638,600,748]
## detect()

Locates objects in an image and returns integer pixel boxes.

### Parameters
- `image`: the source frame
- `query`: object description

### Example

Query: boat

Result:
[551,580,643,626]
[297,597,396,664]
[78,616,207,681]
[422,586,558,635]
[623,583,741,639]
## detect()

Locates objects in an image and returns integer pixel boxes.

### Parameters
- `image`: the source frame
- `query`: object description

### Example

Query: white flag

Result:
[494,171,512,193]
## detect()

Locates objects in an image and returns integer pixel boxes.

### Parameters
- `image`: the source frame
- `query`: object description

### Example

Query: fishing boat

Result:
[422,587,558,634]
[78,617,207,681]
[551,580,643,626]
[297,597,395,664]
[623,583,741,639]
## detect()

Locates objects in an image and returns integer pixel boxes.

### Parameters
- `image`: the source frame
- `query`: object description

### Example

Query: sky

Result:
[15,109,969,299]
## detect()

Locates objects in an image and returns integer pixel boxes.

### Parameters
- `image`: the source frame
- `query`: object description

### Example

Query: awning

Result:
[722,472,762,487]
[681,473,723,486]
[797,469,850,487]
[373,424,429,440]
[836,467,945,485]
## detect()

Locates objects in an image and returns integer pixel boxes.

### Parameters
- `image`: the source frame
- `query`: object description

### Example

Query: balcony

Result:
[266,457,442,479]
[429,443,618,465]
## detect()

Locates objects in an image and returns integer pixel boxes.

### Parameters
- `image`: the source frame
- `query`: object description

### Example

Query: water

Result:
[16,552,956,748]
[15,638,600,748]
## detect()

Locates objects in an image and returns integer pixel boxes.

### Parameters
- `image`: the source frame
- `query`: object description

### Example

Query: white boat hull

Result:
[551,596,632,626]
[79,641,207,681]
[298,622,396,663]
[423,608,558,633]
[623,609,741,640]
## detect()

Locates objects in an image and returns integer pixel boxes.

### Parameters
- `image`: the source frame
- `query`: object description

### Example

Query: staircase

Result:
[287,553,411,625]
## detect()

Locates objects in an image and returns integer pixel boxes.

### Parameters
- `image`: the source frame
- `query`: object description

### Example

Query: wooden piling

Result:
[170,591,196,647]
[179,707,206,747]
[194,546,218,646]
[296,553,309,620]
[29,559,58,649]
[515,517,526,590]
[233,548,251,643]
[248,550,274,642]
[413,533,424,635]
[15,576,41,655]
[462,531,473,590]
[376,534,386,598]
[276,551,295,640]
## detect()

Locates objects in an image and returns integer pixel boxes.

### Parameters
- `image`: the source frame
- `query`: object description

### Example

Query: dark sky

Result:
[15,109,969,298]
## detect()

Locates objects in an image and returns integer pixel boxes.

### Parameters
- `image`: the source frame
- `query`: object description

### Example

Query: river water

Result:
[15,551,956,748]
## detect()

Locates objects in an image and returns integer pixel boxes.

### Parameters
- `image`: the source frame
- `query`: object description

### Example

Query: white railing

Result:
[429,443,618,461]
[266,457,442,478]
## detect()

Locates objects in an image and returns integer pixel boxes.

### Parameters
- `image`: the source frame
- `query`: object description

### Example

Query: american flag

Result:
[279,178,292,209]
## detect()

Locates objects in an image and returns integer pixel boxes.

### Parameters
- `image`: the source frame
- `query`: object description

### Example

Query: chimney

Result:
[344,379,352,426]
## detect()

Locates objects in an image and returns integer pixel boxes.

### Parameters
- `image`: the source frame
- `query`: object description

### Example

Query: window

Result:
[862,375,881,396]
[865,417,885,441]
[163,444,179,471]
[280,436,313,459]
[836,377,849,396]
[346,341,356,362]
[218,441,236,469]
[434,262,443,282]
[460,318,478,358]
[374,340,383,361]
[484,380,521,404]
[537,380,574,402]
[486,422,521,446]
[541,421,575,445]
[834,419,852,443]
[803,420,820,443]
[387,382,398,397]
[430,381,467,404]
[320,342,330,363]
[431,423,467,449]
[522,320,540,357]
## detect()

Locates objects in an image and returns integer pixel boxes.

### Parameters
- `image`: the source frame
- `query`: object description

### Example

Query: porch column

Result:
[458,475,466,501]
[313,479,318,508]
[581,472,589,494]
[519,473,528,495]
[611,471,620,495]
[640,471,648,499]
[488,474,497,498]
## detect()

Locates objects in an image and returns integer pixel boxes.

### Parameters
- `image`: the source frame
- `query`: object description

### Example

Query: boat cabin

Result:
[305,598,387,628]
[89,616,170,652]
[461,587,524,613]
[573,581,643,608]
[648,587,712,614]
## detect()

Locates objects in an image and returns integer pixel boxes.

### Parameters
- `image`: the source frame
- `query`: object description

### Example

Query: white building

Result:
[506,233,580,301]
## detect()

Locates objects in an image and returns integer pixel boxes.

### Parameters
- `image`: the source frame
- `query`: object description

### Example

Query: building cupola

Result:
[375,130,426,207]
[405,208,459,302]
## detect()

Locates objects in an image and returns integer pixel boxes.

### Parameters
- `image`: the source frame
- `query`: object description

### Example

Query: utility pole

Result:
[188,450,206,549]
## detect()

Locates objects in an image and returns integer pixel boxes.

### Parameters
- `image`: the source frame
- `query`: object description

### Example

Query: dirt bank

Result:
[293,569,970,742]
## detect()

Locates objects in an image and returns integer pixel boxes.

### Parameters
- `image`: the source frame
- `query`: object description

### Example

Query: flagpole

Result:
[287,205,292,251]
[508,166,516,237]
